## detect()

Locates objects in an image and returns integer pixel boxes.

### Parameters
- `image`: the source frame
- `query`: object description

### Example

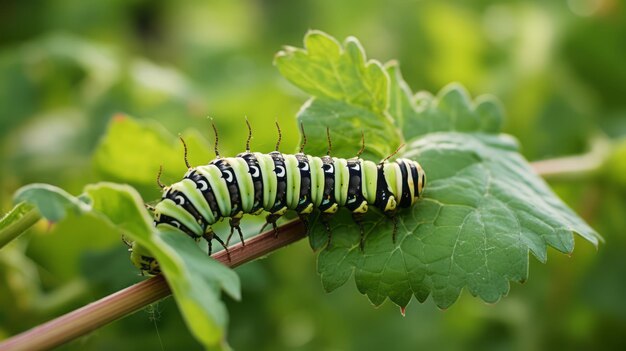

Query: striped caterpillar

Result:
[132,121,425,274]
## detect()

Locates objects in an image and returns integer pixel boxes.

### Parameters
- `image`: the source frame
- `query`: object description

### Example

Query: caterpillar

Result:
[131,120,425,274]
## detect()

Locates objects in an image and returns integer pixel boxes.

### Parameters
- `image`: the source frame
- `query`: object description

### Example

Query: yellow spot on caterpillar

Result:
[323,203,339,214]
[272,206,288,216]
[384,197,397,212]
[353,201,368,214]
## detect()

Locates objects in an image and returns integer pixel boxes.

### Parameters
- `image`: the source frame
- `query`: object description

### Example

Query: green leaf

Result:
[84,183,240,350]
[13,181,240,350]
[13,183,90,222]
[312,132,601,308]
[0,202,40,248]
[279,30,601,309]
[93,115,213,199]
[275,30,388,113]
[296,99,399,160]
[275,30,401,161]
[387,63,503,140]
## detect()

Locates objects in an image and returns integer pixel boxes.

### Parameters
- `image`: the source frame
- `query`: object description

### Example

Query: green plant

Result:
[0,31,603,351]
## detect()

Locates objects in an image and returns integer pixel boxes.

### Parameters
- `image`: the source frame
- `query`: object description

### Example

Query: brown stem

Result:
[0,220,307,351]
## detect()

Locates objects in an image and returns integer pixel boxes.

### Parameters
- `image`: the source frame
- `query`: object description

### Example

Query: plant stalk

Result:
[0,220,307,351]
[0,206,41,249]
[531,136,610,179]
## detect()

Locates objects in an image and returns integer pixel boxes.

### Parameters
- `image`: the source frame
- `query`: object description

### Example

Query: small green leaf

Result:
[93,115,213,198]
[296,98,399,160]
[84,183,154,239]
[275,30,401,161]
[388,63,503,140]
[14,183,90,222]
[275,30,388,113]
[84,183,240,350]
[12,181,240,350]
[279,31,601,309]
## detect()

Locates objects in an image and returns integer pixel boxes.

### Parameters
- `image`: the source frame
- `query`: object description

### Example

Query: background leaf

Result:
[93,116,214,200]
[13,184,90,222]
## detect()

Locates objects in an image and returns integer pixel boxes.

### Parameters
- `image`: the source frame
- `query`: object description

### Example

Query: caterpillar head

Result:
[129,242,161,275]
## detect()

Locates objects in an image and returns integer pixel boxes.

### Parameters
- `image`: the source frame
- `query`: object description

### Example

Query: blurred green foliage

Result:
[1,0,625,350]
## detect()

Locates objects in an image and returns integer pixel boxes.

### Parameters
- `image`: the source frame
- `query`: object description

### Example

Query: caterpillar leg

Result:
[389,214,399,243]
[226,217,245,247]
[320,213,334,247]
[202,230,231,261]
[260,212,282,237]
[349,200,369,251]
[298,213,310,234]
[352,212,366,251]
[213,235,230,260]
[202,229,215,255]
[121,235,133,249]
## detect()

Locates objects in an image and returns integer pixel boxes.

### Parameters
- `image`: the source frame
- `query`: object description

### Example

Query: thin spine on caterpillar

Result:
[179,134,191,169]
[211,118,220,159]
[133,120,426,274]
[156,165,165,189]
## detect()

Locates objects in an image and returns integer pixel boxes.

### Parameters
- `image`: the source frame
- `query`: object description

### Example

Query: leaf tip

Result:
[384,59,400,69]
[304,29,333,40]
[437,82,472,103]
[273,46,297,64]
[343,35,366,54]
[303,29,340,50]
[304,28,325,37]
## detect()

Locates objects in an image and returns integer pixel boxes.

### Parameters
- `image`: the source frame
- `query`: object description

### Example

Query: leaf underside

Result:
[11,183,239,350]
[275,30,601,309]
